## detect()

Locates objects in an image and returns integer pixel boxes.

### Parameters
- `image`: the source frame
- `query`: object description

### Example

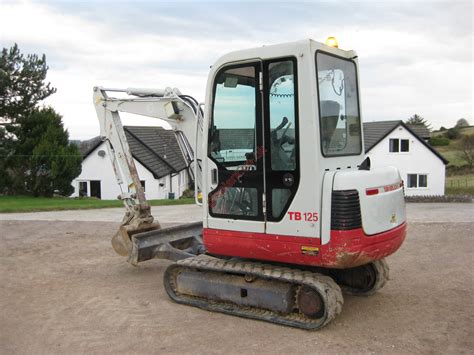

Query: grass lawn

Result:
[445,174,474,195]
[431,126,473,167]
[0,196,195,213]
[436,146,468,167]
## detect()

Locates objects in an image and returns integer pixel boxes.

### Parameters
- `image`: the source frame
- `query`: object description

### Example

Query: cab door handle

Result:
[211,168,218,184]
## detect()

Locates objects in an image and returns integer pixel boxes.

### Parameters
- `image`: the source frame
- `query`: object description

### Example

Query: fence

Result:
[446,178,474,188]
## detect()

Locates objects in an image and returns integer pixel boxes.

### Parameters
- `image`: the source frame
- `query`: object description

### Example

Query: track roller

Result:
[164,255,343,330]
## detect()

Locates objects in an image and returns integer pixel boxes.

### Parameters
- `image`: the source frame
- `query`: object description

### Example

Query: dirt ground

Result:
[1,206,473,353]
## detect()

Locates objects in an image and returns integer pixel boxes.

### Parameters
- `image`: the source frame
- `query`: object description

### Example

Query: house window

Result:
[407,174,417,188]
[407,174,428,188]
[90,180,101,199]
[140,180,146,192]
[418,174,427,188]
[389,139,409,152]
[389,139,399,152]
[79,181,88,197]
[400,139,409,152]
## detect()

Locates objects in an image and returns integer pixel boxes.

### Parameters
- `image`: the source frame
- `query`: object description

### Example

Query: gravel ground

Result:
[1,203,473,354]
[0,204,203,223]
[1,202,471,223]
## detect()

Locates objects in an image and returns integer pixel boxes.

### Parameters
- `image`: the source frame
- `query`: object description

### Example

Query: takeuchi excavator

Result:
[93,38,407,330]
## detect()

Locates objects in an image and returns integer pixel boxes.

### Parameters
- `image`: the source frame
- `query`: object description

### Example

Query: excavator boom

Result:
[92,86,204,261]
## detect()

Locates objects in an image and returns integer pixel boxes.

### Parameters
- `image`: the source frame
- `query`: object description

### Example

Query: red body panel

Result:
[203,223,406,269]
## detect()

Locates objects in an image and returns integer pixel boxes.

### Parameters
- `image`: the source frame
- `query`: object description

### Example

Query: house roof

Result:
[405,124,431,140]
[217,128,255,151]
[83,126,188,179]
[216,128,296,151]
[363,120,402,152]
[78,136,102,156]
[363,120,448,165]
[124,126,187,178]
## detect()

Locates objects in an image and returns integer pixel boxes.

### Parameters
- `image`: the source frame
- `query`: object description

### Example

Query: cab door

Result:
[207,61,265,233]
[262,58,300,230]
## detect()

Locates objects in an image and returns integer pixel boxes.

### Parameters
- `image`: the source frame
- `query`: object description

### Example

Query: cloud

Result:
[0,0,472,138]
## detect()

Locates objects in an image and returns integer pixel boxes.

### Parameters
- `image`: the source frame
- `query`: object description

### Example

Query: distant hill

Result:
[431,125,474,137]
[431,126,474,167]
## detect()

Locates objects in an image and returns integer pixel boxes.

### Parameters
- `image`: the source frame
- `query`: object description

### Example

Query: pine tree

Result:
[405,114,432,131]
[0,43,56,123]
[8,107,82,196]
[0,44,81,196]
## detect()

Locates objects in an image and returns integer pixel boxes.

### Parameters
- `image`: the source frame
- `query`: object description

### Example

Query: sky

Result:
[0,0,472,140]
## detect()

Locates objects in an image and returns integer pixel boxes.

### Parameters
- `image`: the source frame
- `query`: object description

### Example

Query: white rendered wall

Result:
[171,170,189,198]
[71,142,188,200]
[366,126,446,196]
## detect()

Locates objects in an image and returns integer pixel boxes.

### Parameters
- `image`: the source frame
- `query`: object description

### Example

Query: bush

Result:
[445,128,461,140]
[429,136,450,146]
[446,165,474,176]
[180,188,195,198]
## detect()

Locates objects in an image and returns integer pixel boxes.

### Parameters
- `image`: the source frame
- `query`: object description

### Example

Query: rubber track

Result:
[340,259,390,297]
[164,255,344,330]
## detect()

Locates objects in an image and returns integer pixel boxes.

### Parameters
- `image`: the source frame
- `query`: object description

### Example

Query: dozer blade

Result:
[125,221,204,266]
[164,255,344,330]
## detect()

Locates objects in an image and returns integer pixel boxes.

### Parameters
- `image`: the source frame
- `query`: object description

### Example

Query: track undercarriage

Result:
[163,255,388,330]
[116,224,389,330]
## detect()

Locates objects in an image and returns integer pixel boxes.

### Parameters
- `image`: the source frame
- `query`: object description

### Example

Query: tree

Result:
[0,44,81,196]
[429,136,450,146]
[445,127,461,140]
[8,107,82,196]
[0,43,56,124]
[406,114,432,131]
[457,134,474,168]
[455,118,469,128]
[0,125,11,193]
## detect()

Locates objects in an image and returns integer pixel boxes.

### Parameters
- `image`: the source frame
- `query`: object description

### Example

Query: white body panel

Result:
[333,167,406,235]
[203,39,365,240]
[366,125,446,196]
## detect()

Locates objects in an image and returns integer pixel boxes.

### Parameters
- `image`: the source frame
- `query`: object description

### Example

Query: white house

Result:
[364,120,448,196]
[71,126,191,200]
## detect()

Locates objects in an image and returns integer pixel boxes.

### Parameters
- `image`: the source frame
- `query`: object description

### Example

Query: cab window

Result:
[316,52,361,156]
[209,66,257,166]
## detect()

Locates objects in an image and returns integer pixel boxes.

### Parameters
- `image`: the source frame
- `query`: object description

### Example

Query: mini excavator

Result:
[93,38,406,329]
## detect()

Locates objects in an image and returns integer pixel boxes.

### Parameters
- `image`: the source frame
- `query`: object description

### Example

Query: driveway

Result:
[1,203,473,353]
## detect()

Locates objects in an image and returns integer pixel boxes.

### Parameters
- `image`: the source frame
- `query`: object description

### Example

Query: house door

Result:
[90,180,101,199]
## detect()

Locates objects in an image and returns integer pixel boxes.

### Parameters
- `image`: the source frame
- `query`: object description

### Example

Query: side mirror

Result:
[359,157,371,171]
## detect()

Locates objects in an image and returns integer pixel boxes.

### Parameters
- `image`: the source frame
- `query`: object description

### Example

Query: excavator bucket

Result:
[111,222,161,256]
[111,221,204,266]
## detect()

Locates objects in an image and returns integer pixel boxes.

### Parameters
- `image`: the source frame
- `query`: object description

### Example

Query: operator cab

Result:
[203,39,405,256]
[204,39,363,233]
